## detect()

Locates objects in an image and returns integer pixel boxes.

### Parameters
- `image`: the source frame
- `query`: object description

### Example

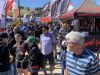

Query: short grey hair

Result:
[65,31,85,44]
[14,34,22,38]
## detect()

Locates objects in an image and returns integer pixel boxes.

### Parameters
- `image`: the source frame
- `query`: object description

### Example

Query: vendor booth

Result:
[60,0,100,52]
[60,0,100,35]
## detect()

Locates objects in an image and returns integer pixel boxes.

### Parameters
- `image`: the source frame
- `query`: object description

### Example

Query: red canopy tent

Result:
[39,16,51,22]
[60,0,100,19]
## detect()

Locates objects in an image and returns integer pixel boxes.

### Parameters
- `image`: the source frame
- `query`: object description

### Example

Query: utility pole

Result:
[18,0,21,22]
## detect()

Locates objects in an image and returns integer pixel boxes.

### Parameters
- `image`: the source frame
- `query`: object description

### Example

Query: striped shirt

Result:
[66,48,100,75]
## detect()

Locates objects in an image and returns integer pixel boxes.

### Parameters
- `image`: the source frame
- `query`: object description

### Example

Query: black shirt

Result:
[0,43,11,72]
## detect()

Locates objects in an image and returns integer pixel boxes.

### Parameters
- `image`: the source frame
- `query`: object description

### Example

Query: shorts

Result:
[0,70,12,75]
[16,60,28,69]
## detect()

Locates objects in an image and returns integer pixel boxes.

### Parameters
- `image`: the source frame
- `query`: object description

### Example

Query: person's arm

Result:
[39,35,42,50]
[64,67,68,75]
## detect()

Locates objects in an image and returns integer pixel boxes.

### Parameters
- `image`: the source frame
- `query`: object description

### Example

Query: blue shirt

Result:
[66,48,100,75]
[40,33,53,55]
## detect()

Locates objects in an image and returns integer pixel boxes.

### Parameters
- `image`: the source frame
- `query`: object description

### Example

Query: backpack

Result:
[28,44,44,67]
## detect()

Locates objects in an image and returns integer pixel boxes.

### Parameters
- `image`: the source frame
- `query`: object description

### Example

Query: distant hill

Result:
[8,7,34,17]
[8,6,42,17]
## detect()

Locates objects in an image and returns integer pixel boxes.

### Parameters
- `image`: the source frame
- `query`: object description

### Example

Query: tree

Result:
[34,7,42,17]
[19,6,24,9]
[26,7,30,11]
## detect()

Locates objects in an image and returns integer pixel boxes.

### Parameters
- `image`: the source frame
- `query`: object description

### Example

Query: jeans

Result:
[11,64,17,75]
[0,70,12,75]
[61,60,66,75]
[60,50,66,75]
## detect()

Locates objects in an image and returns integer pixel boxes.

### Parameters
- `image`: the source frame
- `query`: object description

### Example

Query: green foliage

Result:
[19,6,24,9]
[26,7,30,11]
[34,7,42,17]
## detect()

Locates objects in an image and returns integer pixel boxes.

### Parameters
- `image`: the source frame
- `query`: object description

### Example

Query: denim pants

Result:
[60,50,66,75]
[0,70,12,75]
[11,64,17,75]
[61,60,66,75]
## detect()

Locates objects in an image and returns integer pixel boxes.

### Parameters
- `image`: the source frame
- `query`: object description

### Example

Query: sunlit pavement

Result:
[38,63,61,75]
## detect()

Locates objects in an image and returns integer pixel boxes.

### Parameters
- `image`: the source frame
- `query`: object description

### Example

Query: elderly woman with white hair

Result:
[64,31,100,75]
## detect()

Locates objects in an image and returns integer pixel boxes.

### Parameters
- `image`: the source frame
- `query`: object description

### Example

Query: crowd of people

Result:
[0,21,100,75]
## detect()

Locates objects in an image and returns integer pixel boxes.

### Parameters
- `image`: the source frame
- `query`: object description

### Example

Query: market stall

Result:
[60,0,100,52]
[60,0,100,35]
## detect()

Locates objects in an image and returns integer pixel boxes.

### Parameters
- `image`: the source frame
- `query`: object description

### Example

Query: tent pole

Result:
[5,2,7,33]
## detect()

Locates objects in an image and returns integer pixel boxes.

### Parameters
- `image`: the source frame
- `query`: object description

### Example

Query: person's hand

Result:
[25,51,28,56]
[9,55,14,62]
[13,43,20,47]
[19,51,24,55]
[13,44,17,47]
[64,68,68,75]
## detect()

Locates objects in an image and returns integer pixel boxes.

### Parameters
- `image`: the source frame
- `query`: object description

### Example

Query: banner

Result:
[50,0,61,19]
[6,0,14,16]
[50,0,70,19]
[0,0,7,16]
[84,35,100,52]
[60,0,70,14]
[41,2,50,17]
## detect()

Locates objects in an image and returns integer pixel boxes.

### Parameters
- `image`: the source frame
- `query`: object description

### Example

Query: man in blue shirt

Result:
[40,26,55,75]
[64,31,100,75]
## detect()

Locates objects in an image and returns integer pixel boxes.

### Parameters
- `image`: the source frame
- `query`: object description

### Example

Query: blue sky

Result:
[15,0,100,8]
[15,0,50,8]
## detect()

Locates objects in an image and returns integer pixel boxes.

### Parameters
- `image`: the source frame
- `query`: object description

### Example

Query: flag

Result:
[6,0,14,16]
[60,0,70,14]
[55,0,62,18]
[0,0,7,16]
[23,13,27,18]
[50,0,61,19]
[41,2,50,17]
[12,2,19,19]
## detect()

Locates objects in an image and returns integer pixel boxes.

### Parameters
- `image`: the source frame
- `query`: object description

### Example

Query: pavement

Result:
[38,62,61,75]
